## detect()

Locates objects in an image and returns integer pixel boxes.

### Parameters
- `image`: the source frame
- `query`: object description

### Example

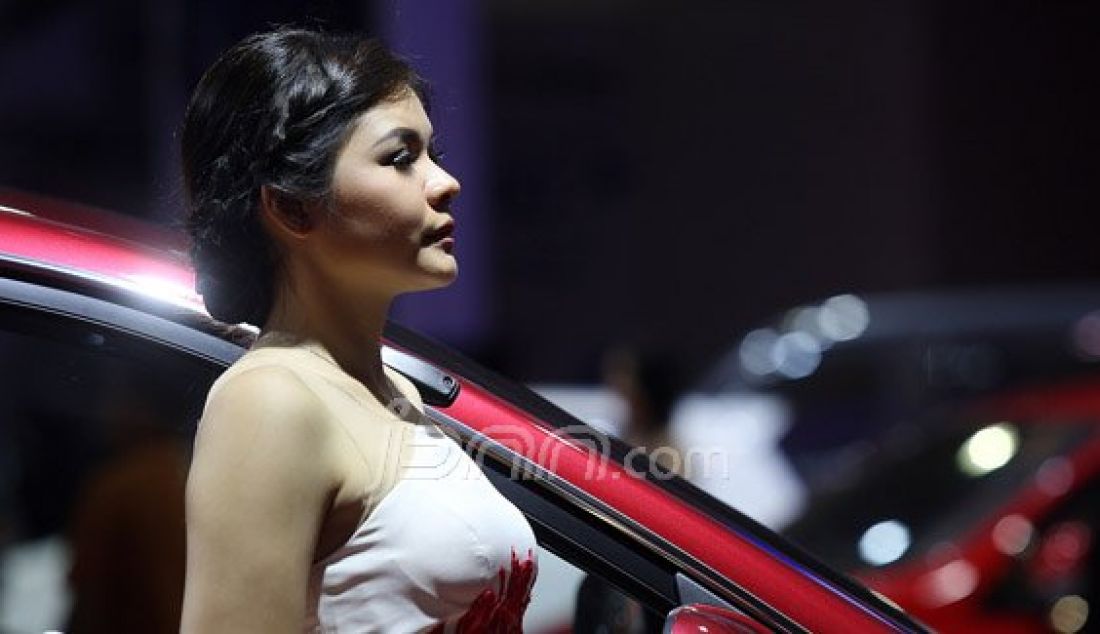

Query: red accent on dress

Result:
[431,548,538,634]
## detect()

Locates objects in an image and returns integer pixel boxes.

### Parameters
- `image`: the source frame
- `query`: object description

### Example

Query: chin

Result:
[395,254,457,293]
[435,267,459,287]
[413,265,458,292]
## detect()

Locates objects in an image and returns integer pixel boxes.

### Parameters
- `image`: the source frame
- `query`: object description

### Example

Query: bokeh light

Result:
[992,514,1034,556]
[817,294,870,342]
[1051,595,1089,634]
[956,423,1019,477]
[772,331,822,380]
[739,328,780,377]
[858,519,911,566]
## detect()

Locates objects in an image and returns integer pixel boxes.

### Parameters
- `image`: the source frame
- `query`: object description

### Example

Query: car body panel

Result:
[0,204,199,311]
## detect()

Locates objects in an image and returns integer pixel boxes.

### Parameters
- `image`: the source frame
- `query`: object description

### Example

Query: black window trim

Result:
[0,275,242,366]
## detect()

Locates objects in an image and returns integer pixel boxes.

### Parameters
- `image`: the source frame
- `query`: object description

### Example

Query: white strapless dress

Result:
[304,421,538,633]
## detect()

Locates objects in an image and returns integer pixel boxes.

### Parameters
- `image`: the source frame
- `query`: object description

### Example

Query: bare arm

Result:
[181,366,337,634]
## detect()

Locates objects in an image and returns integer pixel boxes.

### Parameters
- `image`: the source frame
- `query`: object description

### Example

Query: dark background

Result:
[1,0,1097,384]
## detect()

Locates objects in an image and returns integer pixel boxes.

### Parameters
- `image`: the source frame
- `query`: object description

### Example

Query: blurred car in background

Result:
[0,192,924,633]
[703,290,1100,632]
[703,288,1100,473]
[786,378,1100,633]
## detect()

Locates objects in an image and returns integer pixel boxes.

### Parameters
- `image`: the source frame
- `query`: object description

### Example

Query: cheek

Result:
[326,203,385,243]
[320,188,424,269]
[331,175,423,238]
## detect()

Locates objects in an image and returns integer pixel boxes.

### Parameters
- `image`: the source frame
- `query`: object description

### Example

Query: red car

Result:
[0,192,924,633]
[785,380,1100,634]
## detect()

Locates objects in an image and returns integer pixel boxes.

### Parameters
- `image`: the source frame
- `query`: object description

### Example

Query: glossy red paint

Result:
[0,206,201,309]
[444,375,900,632]
[666,604,772,634]
[0,188,187,251]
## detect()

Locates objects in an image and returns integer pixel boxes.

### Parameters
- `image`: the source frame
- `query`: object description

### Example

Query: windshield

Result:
[784,415,1092,572]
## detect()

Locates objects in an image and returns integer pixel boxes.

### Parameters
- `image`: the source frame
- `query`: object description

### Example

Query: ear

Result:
[259,185,315,240]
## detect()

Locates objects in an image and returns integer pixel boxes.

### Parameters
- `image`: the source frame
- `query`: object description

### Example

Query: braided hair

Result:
[181,29,423,325]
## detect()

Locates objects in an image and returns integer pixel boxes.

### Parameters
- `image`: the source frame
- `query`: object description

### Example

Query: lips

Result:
[424,221,455,249]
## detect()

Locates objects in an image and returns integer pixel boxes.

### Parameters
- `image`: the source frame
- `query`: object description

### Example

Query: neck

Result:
[260,275,395,398]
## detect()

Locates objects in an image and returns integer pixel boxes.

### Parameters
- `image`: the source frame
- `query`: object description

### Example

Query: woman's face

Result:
[305,90,460,298]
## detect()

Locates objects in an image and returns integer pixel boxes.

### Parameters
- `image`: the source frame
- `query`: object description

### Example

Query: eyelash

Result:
[388,148,417,169]
[387,144,445,170]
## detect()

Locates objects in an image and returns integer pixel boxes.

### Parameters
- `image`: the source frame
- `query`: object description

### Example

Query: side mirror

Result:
[664,603,770,634]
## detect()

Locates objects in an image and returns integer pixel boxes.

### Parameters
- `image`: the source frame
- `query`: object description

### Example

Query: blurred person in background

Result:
[603,345,685,477]
[574,346,685,634]
[67,372,188,634]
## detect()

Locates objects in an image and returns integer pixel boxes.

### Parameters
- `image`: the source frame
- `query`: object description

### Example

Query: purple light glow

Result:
[377,0,492,351]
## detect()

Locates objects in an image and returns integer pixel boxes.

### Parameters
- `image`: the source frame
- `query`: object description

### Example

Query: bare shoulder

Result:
[198,363,330,447]
[191,363,338,496]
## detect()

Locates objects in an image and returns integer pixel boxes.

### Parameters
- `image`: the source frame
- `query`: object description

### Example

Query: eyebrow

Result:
[371,126,434,148]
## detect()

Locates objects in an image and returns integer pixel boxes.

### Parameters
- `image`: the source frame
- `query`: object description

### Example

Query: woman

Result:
[180,29,537,633]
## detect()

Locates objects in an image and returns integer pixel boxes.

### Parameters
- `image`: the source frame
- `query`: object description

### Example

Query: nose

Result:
[426,162,461,210]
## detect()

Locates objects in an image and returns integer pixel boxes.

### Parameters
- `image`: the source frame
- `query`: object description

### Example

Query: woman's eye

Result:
[387,148,418,169]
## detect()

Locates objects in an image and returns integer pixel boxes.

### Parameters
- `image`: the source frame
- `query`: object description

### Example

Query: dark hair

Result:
[181,29,423,325]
